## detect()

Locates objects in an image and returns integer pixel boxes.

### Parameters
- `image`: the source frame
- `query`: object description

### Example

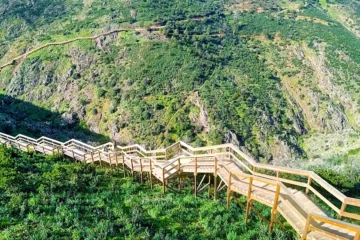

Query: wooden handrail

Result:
[301,213,360,240]
[1,131,359,223]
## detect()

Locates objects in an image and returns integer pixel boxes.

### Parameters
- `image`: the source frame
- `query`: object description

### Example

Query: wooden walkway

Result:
[0,132,359,239]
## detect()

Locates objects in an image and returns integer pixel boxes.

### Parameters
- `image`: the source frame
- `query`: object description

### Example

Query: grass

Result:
[0,146,297,239]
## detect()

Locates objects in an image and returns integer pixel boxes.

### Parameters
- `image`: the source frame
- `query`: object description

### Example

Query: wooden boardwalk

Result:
[1,132,359,239]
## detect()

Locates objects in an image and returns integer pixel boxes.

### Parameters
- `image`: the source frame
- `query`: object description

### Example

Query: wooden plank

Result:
[345,197,360,207]
[311,213,360,232]
[254,172,307,188]
[308,186,340,214]
[341,212,360,221]
[310,173,346,202]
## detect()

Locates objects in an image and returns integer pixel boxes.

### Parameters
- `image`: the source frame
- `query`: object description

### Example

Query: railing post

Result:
[131,158,134,178]
[150,159,153,189]
[115,151,119,173]
[214,157,218,200]
[162,168,165,194]
[301,214,312,240]
[91,152,94,164]
[276,171,280,178]
[338,202,347,220]
[109,153,113,174]
[140,158,143,184]
[245,176,253,223]
[178,158,181,192]
[72,150,75,160]
[269,184,280,232]
[122,152,126,178]
[208,174,211,199]
[194,157,198,197]
[99,152,102,167]
[354,231,359,240]
[226,172,232,210]
[306,175,312,195]
[60,146,64,156]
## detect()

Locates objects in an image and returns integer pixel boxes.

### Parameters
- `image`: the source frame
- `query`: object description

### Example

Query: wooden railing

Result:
[0,132,359,225]
[301,213,360,240]
[176,141,360,222]
[227,172,281,232]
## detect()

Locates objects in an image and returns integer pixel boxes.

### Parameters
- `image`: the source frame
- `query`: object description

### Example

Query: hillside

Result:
[0,146,296,239]
[1,0,360,170]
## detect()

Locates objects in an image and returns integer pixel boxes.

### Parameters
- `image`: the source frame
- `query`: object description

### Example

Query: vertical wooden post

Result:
[122,153,126,178]
[115,152,119,173]
[165,149,167,160]
[253,166,256,173]
[60,146,64,156]
[83,154,86,162]
[306,175,312,195]
[276,171,280,178]
[18,142,21,150]
[269,184,280,232]
[72,150,75,160]
[162,168,165,194]
[214,157,218,200]
[194,157,198,197]
[354,231,359,240]
[150,159,153,189]
[131,159,134,178]
[245,176,253,223]
[226,172,232,210]
[300,214,312,240]
[109,153,113,174]
[339,202,346,220]
[140,158,143,184]
[99,152,102,167]
[91,152,94,164]
[178,159,181,192]
[43,146,46,154]
[208,174,211,199]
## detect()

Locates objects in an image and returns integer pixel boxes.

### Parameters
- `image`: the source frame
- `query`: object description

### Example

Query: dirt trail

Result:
[0,26,163,72]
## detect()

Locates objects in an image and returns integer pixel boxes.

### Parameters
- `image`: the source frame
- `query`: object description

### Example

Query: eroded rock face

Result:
[224,131,240,146]
[191,91,210,133]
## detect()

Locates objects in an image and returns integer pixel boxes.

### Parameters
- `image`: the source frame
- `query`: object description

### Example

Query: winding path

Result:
[0,26,163,72]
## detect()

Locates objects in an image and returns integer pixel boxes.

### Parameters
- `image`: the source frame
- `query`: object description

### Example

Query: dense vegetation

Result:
[0,146,296,239]
[0,0,360,168]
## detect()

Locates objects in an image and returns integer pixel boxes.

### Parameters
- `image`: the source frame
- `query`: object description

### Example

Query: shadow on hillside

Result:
[0,94,109,144]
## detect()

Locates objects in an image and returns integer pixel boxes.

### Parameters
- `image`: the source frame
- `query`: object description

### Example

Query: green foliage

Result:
[315,167,360,198]
[1,0,360,163]
[0,147,297,239]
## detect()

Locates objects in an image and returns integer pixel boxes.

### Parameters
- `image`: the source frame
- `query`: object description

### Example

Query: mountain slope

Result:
[0,0,360,169]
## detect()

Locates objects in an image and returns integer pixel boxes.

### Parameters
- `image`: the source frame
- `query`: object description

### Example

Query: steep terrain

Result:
[1,0,360,170]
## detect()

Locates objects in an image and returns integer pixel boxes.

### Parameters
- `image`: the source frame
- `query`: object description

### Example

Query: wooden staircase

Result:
[0,132,359,239]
